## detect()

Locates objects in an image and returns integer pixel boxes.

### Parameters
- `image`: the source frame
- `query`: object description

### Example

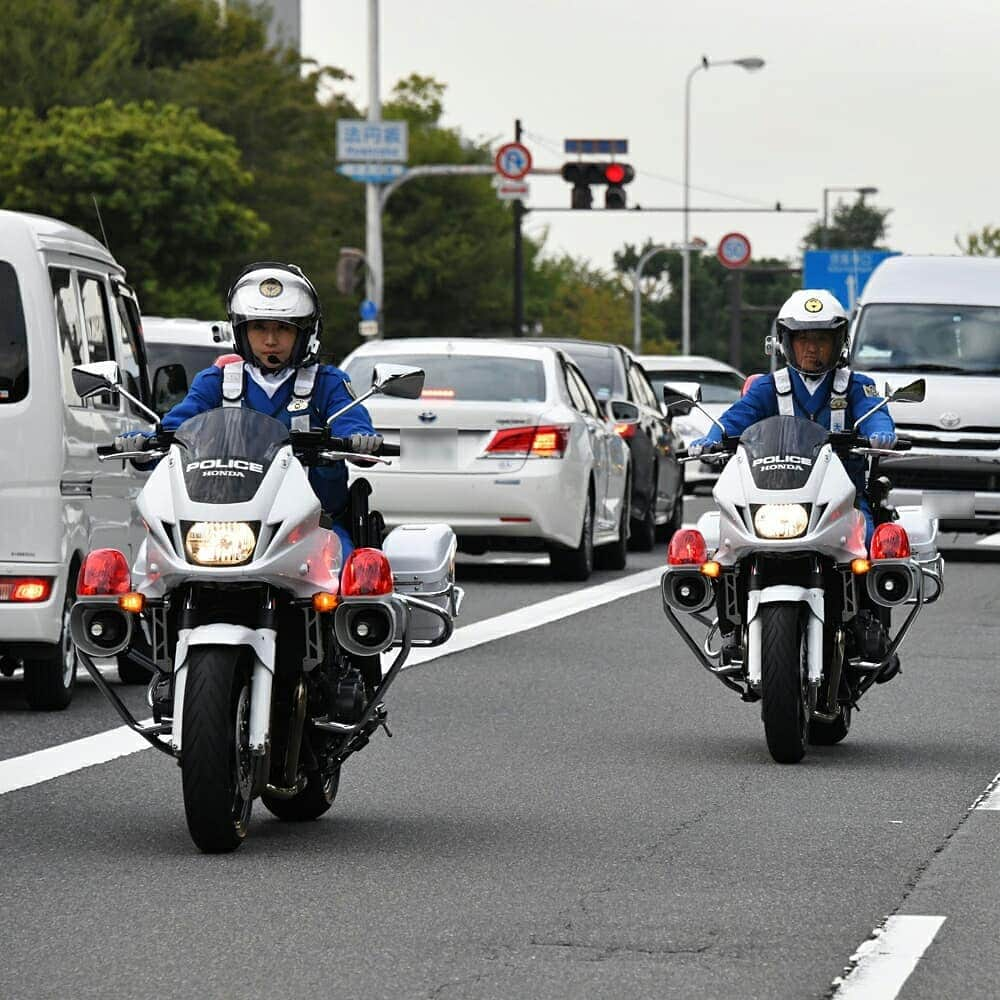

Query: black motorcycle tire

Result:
[760,603,809,764]
[810,705,852,745]
[261,767,340,821]
[181,645,254,853]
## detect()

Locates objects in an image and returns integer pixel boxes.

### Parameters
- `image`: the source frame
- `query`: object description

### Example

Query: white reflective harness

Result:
[773,366,851,431]
[221,361,319,431]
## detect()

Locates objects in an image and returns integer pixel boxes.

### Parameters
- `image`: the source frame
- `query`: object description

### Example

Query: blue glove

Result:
[687,436,714,458]
[868,431,897,450]
[114,430,152,452]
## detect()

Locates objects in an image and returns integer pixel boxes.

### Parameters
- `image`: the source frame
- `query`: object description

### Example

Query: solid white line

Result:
[0,566,665,796]
[831,915,946,1000]
[972,770,1000,810]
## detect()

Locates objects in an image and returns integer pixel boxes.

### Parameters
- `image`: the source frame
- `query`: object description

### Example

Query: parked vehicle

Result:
[850,254,1000,534]
[638,354,746,493]
[340,338,633,579]
[141,317,234,414]
[0,210,153,708]
[530,339,684,548]
[69,359,461,852]
[659,382,943,763]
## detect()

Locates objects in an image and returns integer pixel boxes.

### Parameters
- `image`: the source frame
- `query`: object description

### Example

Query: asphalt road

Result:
[1,508,999,999]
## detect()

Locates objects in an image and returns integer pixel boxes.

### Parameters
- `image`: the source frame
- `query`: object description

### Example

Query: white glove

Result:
[114,431,149,452]
[349,433,382,455]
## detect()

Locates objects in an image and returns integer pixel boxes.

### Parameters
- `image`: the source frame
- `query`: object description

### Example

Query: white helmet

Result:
[773,289,849,377]
[227,261,322,370]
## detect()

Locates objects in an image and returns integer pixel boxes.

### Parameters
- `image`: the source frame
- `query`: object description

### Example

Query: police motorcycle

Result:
[659,380,944,764]
[68,360,462,852]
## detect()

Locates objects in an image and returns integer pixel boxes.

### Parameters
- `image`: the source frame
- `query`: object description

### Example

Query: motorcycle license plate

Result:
[400,428,458,471]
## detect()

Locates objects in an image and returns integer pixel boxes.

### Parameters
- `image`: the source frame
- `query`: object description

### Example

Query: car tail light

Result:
[667,529,708,566]
[0,577,53,602]
[341,548,394,597]
[483,425,569,459]
[77,549,131,596]
[870,523,911,560]
[421,388,456,399]
[613,422,637,439]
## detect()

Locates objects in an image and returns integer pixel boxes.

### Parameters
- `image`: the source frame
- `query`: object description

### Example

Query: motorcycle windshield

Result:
[175,408,289,504]
[740,415,830,490]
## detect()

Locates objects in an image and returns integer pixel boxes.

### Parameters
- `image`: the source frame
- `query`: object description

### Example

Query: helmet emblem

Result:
[804,297,824,313]
[259,278,283,298]
[939,411,961,429]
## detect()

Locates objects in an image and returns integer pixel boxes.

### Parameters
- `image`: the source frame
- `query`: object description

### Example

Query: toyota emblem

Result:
[939,412,961,429]
[418,411,438,424]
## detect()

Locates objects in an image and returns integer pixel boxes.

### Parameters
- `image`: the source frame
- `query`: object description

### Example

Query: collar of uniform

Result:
[246,365,295,398]
[790,369,832,415]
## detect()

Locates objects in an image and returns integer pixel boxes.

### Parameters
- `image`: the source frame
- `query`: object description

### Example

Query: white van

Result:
[141,317,234,413]
[0,211,153,708]
[850,255,1000,533]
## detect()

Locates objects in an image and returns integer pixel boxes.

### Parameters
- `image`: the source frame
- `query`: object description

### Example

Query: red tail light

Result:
[0,577,53,602]
[870,523,911,560]
[341,547,394,597]
[613,422,637,439]
[77,549,131,596]
[484,425,569,458]
[667,529,708,566]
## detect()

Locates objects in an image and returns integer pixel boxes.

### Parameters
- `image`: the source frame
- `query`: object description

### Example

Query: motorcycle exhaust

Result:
[867,562,916,607]
[70,601,134,657]
[661,571,715,614]
[334,598,400,657]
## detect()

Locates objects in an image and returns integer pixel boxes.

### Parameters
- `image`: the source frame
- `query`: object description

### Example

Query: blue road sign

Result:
[564,138,628,155]
[803,250,901,309]
[337,162,406,184]
[359,299,377,321]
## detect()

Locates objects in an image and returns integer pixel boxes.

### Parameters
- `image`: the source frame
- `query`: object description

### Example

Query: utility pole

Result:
[512,118,525,336]
[365,0,384,335]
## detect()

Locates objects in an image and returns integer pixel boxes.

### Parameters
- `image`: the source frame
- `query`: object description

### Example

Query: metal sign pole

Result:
[365,0,384,337]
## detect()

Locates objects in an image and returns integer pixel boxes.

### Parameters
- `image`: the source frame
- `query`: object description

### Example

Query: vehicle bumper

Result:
[0,561,68,647]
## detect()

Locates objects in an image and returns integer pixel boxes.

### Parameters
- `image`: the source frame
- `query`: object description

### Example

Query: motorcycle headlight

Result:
[752,504,810,540]
[183,521,258,566]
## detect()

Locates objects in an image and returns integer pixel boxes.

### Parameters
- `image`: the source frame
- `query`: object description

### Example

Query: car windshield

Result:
[0,260,28,404]
[344,354,546,402]
[853,303,1000,373]
[175,408,289,504]
[648,369,744,403]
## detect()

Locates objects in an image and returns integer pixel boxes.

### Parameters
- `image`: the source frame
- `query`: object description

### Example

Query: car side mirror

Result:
[606,399,640,423]
[72,361,121,400]
[886,378,926,403]
[372,363,425,399]
[152,364,188,416]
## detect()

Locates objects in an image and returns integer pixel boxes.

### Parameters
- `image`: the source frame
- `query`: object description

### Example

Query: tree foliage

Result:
[956,224,1000,256]
[0,101,266,315]
[802,198,891,250]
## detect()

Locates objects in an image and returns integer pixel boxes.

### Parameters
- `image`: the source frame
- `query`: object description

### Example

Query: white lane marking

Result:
[0,724,151,796]
[976,531,1000,547]
[0,566,665,796]
[971,770,1000,810]
[831,915,945,1000]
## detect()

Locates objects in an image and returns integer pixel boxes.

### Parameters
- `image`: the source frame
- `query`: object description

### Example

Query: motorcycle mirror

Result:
[606,399,640,423]
[72,361,121,400]
[886,378,926,403]
[662,381,700,415]
[372,363,425,400]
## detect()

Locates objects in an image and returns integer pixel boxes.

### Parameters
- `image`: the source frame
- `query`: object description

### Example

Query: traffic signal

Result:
[560,162,635,209]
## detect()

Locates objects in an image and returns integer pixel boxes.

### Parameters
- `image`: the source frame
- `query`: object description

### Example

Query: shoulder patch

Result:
[863,383,878,397]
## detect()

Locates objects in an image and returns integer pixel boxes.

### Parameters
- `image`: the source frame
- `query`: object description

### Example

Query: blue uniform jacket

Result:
[161,363,376,517]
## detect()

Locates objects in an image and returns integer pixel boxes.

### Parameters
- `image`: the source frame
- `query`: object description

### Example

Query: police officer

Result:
[120,261,381,559]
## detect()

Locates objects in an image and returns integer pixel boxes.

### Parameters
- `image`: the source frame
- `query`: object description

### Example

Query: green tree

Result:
[0,101,266,314]
[957,224,1000,256]
[803,198,891,250]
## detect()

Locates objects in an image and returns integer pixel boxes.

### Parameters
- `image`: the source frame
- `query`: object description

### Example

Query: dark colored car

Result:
[529,339,685,549]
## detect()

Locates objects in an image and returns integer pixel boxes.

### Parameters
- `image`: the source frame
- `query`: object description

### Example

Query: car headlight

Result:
[184,521,258,565]
[752,504,810,540]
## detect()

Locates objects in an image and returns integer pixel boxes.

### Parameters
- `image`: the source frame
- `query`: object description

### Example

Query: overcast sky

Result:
[299,0,996,273]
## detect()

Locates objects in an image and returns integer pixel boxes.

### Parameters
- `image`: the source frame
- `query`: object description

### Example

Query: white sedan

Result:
[340,338,633,580]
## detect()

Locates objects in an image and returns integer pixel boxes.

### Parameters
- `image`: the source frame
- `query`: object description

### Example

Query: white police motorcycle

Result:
[659,380,943,763]
[69,361,462,852]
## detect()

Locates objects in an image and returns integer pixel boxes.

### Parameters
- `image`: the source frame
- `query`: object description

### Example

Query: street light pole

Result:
[681,54,765,356]
[365,0,383,336]
[632,245,669,354]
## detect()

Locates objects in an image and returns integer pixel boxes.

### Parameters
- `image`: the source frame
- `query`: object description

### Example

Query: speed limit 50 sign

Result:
[717,232,752,269]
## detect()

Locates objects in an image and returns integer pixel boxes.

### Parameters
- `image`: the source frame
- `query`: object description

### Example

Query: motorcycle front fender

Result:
[746,585,824,689]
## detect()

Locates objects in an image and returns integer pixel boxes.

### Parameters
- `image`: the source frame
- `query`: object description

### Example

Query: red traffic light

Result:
[604,164,626,184]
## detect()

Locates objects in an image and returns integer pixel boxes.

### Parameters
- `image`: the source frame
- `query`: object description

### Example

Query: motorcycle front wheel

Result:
[760,603,809,764]
[181,645,254,853]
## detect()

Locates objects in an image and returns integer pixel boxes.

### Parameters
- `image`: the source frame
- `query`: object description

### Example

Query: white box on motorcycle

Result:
[382,523,458,644]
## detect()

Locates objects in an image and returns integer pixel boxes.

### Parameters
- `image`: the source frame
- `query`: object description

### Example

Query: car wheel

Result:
[629,488,656,552]
[656,492,684,543]
[596,478,629,571]
[23,574,78,711]
[549,488,594,582]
